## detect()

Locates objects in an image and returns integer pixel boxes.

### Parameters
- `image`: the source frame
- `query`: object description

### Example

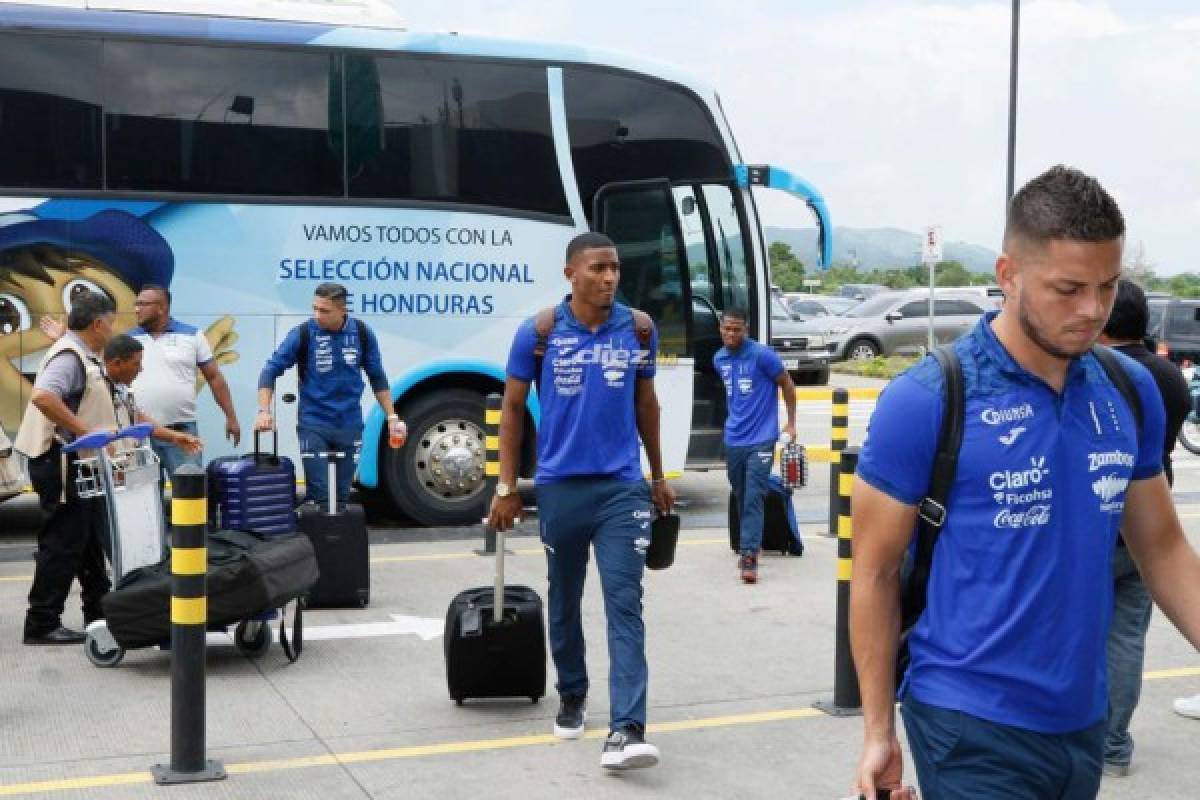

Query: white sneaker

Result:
[600,726,659,770]
[1173,693,1200,719]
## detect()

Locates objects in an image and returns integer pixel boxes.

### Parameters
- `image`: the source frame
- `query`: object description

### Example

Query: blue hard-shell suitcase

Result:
[208,431,297,535]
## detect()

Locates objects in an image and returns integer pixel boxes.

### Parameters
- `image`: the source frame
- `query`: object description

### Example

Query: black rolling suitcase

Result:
[728,475,804,556]
[444,526,546,705]
[298,451,370,608]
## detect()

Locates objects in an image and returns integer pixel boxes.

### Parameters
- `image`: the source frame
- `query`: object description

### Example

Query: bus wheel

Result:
[383,389,490,526]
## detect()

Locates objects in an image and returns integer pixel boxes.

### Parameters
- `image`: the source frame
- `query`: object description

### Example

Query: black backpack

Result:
[895,344,1142,686]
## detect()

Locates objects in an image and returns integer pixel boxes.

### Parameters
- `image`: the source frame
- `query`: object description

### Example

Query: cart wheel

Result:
[85,633,124,668]
[233,620,270,656]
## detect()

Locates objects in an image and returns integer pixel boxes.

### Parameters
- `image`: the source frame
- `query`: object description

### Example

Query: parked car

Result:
[784,293,859,319]
[769,295,831,384]
[797,289,989,361]
[1150,297,1200,365]
[835,283,889,302]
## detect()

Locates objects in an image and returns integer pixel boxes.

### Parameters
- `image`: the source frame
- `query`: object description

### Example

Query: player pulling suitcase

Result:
[488,233,675,771]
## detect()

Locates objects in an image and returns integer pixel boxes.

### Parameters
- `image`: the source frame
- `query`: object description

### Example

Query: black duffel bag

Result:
[102,530,319,659]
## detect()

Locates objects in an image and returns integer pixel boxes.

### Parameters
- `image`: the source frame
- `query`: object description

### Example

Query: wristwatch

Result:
[495,481,513,498]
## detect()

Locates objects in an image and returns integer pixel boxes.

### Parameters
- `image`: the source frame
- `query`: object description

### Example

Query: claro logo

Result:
[981,403,1034,425]
[989,457,1050,490]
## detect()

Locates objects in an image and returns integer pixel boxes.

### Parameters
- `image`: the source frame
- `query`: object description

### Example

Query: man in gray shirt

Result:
[16,292,119,644]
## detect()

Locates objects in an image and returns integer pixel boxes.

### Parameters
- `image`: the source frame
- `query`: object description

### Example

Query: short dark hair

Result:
[1103,279,1149,342]
[66,291,115,331]
[104,333,143,363]
[566,232,616,262]
[141,283,171,307]
[1004,165,1125,249]
[721,307,749,325]
[314,282,348,304]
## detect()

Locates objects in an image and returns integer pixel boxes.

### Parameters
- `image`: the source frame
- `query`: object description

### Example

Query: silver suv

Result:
[798,289,989,360]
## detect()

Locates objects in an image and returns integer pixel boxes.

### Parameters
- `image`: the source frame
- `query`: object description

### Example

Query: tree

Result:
[768,241,806,291]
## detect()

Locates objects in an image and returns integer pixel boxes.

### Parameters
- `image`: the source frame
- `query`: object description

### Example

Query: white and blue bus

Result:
[0,0,832,525]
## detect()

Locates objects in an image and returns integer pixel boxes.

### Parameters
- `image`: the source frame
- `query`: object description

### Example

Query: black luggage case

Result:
[444,526,546,705]
[298,450,370,608]
[728,477,804,556]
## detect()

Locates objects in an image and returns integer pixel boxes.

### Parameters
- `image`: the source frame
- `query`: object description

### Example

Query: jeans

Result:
[726,440,775,555]
[902,693,1104,799]
[536,478,652,731]
[151,421,202,486]
[298,425,360,508]
[1104,544,1152,767]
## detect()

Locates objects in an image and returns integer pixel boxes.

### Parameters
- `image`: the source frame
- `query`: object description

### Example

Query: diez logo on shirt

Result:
[980,403,1034,425]
[1088,450,1133,471]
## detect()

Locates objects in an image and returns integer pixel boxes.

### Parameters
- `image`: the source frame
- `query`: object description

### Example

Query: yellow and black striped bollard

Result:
[815,447,862,716]
[152,465,226,784]
[825,387,850,537]
[482,393,502,554]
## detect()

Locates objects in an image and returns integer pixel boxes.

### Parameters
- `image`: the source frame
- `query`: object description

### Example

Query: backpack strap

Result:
[901,345,964,630]
[531,306,558,394]
[1091,345,1143,432]
[295,322,311,385]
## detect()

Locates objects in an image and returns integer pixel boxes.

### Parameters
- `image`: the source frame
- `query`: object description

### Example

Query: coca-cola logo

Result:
[993,504,1051,528]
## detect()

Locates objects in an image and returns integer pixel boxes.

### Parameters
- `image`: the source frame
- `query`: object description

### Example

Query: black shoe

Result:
[600,724,659,770]
[553,694,587,739]
[23,626,86,645]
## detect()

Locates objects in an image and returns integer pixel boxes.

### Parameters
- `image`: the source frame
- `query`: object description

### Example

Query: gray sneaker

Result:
[600,725,659,770]
[553,695,586,739]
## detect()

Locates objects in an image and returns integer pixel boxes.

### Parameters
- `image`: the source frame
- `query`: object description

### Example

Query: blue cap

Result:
[0,209,173,291]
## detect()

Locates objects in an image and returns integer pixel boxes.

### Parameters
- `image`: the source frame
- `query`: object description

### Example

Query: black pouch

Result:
[645,513,680,570]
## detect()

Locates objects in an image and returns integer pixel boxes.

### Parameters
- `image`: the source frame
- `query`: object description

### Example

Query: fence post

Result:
[824,387,850,538]
[152,465,226,784]
[815,447,863,716]
[481,393,502,554]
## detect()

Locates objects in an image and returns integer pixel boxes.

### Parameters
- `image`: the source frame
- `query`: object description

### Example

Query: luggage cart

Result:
[66,425,273,666]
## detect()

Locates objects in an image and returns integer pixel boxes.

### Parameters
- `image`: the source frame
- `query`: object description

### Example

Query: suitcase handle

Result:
[493,527,505,624]
[253,429,280,464]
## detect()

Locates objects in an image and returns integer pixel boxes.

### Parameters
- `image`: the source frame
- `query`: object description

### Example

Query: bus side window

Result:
[345,55,567,216]
[0,32,102,190]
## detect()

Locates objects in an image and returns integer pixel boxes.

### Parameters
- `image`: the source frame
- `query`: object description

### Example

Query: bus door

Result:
[593,179,752,471]
[592,179,693,479]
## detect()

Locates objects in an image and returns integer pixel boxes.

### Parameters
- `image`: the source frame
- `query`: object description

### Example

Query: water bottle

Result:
[388,418,407,448]
[779,434,807,490]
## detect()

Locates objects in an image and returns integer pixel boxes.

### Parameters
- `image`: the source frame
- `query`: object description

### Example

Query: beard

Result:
[1017,301,1094,360]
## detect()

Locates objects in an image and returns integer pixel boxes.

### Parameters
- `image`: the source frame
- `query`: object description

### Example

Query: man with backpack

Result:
[255,282,406,508]
[488,232,675,771]
[848,166,1200,799]
[713,307,797,583]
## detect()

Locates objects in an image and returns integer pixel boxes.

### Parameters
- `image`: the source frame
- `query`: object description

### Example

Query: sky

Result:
[392,0,1200,274]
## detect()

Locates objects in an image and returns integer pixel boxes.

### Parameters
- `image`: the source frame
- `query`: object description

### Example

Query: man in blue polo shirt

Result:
[848,166,1200,799]
[488,232,675,771]
[256,282,406,507]
[714,307,796,583]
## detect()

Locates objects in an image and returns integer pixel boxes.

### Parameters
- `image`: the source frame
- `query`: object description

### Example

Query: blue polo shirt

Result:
[506,298,657,484]
[713,339,784,447]
[858,311,1165,734]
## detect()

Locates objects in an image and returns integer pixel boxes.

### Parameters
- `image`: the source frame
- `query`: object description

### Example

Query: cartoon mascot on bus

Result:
[0,207,238,433]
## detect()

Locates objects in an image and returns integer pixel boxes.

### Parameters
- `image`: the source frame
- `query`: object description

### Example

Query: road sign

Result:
[921,226,943,264]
